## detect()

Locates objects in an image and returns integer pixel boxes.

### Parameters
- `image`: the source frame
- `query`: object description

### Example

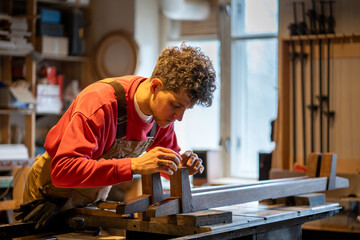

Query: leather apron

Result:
[23,79,155,210]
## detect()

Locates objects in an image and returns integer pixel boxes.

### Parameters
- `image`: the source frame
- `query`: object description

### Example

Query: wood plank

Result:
[320,153,337,190]
[192,177,348,211]
[177,210,232,227]
[192,176,307,194]
[116,194,150,214]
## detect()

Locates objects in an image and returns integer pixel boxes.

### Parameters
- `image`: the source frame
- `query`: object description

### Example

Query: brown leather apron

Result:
[23,79,155,210]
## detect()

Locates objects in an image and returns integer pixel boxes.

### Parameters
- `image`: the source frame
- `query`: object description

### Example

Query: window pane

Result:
[230,38,278,178]
[231,0,278,36]
[166,41,221,152]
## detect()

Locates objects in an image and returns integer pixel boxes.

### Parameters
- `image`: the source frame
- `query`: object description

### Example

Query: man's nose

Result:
[174,108,185,121]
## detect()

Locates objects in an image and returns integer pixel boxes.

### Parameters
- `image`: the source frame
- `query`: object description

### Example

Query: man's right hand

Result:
[130,147,181,175]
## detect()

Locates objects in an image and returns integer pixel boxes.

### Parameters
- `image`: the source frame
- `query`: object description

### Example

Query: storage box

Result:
[37,36,68,56]
[36,84,63,114]
[0,86,36,108]
[38,8,61,23]
[37,22,64,37]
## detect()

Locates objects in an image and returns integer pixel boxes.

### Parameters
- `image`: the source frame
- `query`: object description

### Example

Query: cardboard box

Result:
[37,36,68,56]
[0,86,36,108]
[36,84,63,114]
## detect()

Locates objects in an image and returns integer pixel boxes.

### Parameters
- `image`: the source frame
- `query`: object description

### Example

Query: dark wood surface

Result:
[64,202,341,239]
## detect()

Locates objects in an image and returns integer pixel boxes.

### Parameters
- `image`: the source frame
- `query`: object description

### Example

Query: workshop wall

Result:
[89,0,135,82]
[277,0,360,173]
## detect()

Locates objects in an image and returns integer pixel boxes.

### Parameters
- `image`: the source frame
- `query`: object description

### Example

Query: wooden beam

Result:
[192,177,348,211]
[192,176,307,194]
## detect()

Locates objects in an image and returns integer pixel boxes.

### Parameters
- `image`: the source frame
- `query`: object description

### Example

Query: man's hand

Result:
[131,147,181,175]
[181,150,204,175]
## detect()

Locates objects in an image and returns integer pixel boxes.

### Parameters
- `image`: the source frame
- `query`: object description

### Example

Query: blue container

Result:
[39,8,61,23]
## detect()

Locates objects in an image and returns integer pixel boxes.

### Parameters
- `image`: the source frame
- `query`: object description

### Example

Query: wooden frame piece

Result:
[116,172,164,215]
[114,154,347,218]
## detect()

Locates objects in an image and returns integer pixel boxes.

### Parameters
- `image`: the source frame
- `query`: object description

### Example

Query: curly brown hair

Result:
[150,43,217,107]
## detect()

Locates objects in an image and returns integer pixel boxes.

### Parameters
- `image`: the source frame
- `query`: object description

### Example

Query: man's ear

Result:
[150,78,163,93]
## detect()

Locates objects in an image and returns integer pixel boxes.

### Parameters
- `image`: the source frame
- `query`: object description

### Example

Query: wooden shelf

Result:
[41,53,89,62]
[283,33,360,42]
[0,108,35,115]
[37,0,90,9]
[0,49,32,57]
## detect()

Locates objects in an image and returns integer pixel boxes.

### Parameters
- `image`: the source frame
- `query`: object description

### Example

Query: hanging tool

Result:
[317,1,327,152]
[325,1,336,151]
[288,2,299,164]
[298,2,308,164]
[327,1,335,34]
[307,1,319,153]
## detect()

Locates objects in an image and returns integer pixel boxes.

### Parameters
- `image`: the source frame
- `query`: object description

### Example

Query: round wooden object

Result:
[95,31,138,79]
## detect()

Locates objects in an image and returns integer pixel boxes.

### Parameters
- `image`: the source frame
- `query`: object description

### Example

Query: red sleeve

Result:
[50,111,133,188]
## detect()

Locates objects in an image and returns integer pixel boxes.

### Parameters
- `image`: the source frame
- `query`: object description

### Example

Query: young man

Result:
[16,43,216,229]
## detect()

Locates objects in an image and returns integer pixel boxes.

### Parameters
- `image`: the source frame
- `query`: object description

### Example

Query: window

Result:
[222,0,278,179]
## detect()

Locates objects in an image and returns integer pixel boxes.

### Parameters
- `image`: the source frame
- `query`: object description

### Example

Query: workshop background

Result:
[0,0,359,238]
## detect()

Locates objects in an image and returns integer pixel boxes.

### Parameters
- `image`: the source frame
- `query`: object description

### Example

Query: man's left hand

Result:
[181,150,204,175]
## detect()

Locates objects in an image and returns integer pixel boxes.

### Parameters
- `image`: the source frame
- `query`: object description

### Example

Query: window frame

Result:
[218,0,279,179]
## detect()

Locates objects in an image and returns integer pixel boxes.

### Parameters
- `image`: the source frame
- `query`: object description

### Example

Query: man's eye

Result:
[171,102,181,108]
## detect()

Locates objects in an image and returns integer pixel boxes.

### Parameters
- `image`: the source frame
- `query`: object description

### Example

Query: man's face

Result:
[150,88,194,128]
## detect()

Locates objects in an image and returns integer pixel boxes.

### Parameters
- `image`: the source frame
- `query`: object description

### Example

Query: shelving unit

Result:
[0,0,91,158]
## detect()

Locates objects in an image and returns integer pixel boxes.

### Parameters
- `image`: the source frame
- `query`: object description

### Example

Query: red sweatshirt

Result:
[45,76,180,188]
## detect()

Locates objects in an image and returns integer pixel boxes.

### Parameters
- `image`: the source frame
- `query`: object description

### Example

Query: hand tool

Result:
[307,1,319,153]
[299,1,308,164]
[289,2,299,164]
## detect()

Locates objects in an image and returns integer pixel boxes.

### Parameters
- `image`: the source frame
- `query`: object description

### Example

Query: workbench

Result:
[1,153,348,239]
[63,200,341,240]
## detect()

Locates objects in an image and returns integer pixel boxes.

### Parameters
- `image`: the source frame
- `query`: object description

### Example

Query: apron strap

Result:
[99,79,127,139]
[100,78,157,139]
[147,122,157,138]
